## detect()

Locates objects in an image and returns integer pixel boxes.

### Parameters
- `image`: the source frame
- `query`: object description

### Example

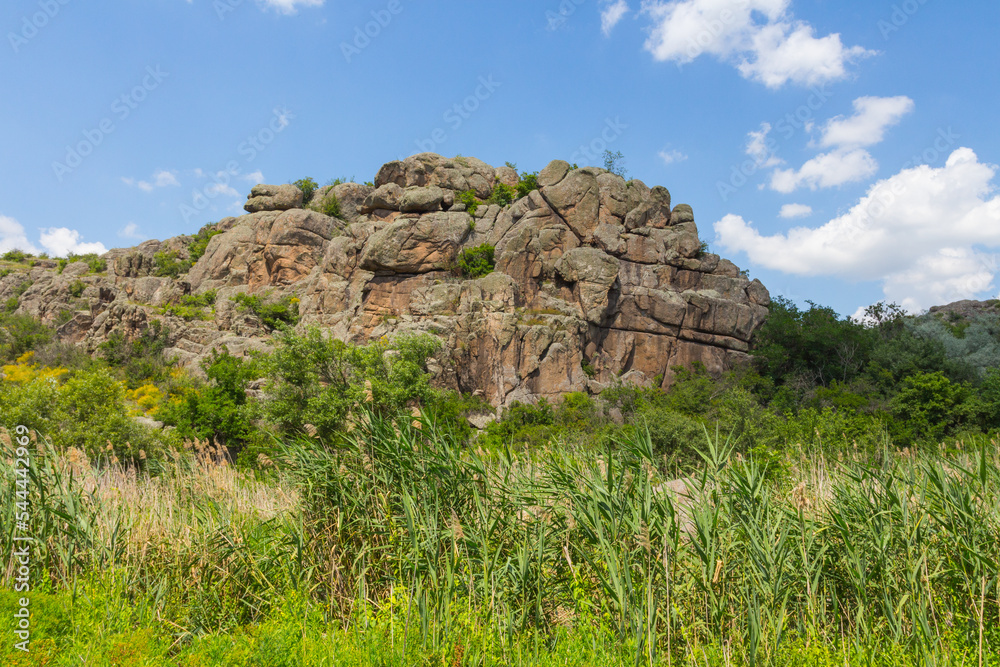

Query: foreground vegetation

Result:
[1,420,998,665]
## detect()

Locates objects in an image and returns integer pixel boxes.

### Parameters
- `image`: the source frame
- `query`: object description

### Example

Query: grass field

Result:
[2,415,999,665]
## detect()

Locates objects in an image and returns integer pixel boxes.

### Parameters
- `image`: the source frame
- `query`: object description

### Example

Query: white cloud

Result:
[127,169,180,192]
[39,228,108,257]
[778,203,812,219]
[745,122,782,168]
[601,0,629,35]
[0,215,41,254]
[641,0,874,88]
[242,170,265,183]
[818,95,914,149]
[658,148,688,165]
[714,147,1000,311]
[118,222,144,239]
[261,0,324,14]
[762,95,913,193]
[206,182,240,198]
[769,147,878,192]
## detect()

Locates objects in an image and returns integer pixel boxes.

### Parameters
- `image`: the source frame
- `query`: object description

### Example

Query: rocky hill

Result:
[2,153,770,407]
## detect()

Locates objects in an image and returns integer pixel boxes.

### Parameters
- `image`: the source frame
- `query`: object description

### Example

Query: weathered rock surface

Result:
[1,153,770,407]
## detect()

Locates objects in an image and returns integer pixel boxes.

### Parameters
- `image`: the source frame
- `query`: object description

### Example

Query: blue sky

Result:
[2,0,999,319]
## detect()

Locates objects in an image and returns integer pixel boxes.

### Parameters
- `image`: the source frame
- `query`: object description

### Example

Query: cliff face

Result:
[4,153,770,407]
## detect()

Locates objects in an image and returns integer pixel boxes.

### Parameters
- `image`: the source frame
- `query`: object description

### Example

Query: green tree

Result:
[889,371,973,445]
[293,177,319,204]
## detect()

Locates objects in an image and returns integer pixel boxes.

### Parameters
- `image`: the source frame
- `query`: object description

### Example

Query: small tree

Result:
[293,177,319,204]
[603,150,628,178]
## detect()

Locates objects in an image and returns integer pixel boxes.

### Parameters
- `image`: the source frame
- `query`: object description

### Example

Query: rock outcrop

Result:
[1,153,770,407]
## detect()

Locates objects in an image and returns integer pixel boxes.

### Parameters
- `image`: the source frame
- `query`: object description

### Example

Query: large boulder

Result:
[375,153,495,198]
[360,212,471,274]
[244,184,303,213]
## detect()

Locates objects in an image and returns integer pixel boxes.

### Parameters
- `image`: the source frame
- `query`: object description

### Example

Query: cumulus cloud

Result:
[658,148,688,165]
[714,147,1000,312]
[206,182,240,198]
[0,214,107,257]
[778,203,812,219]
[764,95,913,193]
[242,170,265,183]
[39,228,108,257]
[118,222,144,239]
[601,0,630,35]
[0,215,41,254]
[818,95,914,149]
[126,169,180,192]
[641,0,874,88]
[769,147,878,192]
[745,122,783,168]
[261,0,324,14]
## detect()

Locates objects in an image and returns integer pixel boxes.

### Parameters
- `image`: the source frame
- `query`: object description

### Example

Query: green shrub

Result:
[457,189,480,215]
[188,224,221,263]
[485,182,516,207]
[479,399,555,450]
[153,250,188,278]
[0,269,11,279]
[69,280,86,298]
[2,249,29,262]
[258,327,441,441]
[161,289,218,320]
[67,252,106,273]
[293,177,319,204]
[0,313,54,362]
[98,320,173,387]
[516,171,539,199]
[159,348,258,448]
[230,292,300,330]
[456,244,495,278]
[321,192,342,219]
[53,366,164,461]
[889,371,974,445]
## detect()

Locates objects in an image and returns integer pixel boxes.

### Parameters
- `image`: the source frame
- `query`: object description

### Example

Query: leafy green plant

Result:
[230,292,300,330]
[188,224,221,263]
[516,171,539,199]
[68,280,86,298]
[67,252,107,273]
[293,177,319,204]
[160,348,258,447]
[321,192,342,218]
[257,326,441,440]
[153,249,188,278]
[486,182,517,207]
[98,319,173,387]
[0,312,54,361]
[457,189,480,216]
[456,243,495,278]
[2,249,29,262]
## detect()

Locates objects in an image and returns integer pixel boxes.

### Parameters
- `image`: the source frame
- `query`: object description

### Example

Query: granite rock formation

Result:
[2,153,771,408]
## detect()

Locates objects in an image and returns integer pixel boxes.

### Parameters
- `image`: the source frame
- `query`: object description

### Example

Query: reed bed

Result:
[1,417,998,665]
